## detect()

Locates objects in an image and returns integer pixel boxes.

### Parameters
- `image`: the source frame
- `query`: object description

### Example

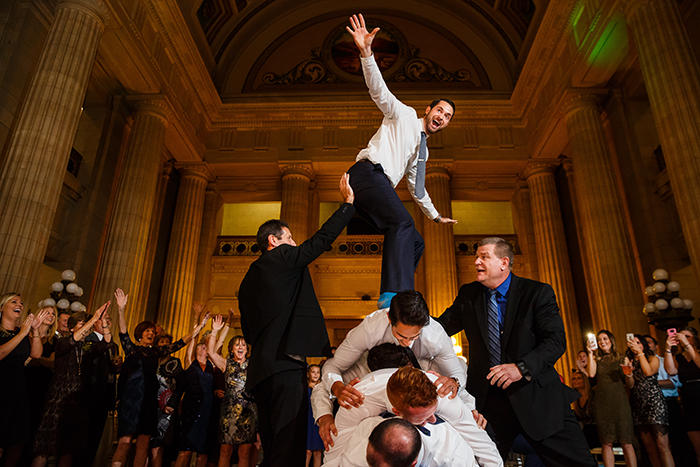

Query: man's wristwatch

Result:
[434,215,442,223]
[451,377,460,390]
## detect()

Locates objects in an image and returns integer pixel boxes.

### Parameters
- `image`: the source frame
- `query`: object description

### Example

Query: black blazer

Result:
[239,202,355,392]
[437,274,580,441]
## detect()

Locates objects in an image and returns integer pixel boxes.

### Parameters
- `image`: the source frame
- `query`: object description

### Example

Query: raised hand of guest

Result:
[114,288,129,335]
[212,315,224,332]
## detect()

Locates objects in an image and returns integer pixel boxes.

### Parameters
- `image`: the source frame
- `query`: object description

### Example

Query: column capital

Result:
[561,89,608,116]
[520,159,560,180]
[426,164,451,178]
[175,163,214,182]
[559,156,575,175]
[125,94,172,124]
[56,0,110,30]
[279,163,313,180]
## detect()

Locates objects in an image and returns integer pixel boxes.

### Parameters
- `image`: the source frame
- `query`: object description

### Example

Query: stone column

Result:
[626,0,700,277]
[159,165,210,341]
[564,94,647,337]
[0,0,108,300]
[423,166,458,318]
[92,97,170,331]
[134,163,174,316]
[523,160,582,379]
[280,165,312,242]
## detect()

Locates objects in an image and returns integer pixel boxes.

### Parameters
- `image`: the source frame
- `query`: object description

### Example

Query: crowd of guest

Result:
[0,290,260,467]
[573,328,700,467]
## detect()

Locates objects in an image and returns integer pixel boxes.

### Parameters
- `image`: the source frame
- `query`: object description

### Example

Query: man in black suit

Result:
[238,174,355,467]
[437,237,596,467]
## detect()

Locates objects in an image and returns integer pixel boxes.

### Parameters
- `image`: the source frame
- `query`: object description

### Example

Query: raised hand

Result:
[32,309,51,331]
[94,301,111,320]
[20,314,34,336]
[212,315,224,332]
[346,14,379,58]
[114,289,128,309]
[192,301,205,320]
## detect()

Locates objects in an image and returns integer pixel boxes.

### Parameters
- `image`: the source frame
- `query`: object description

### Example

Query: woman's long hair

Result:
[625,333,654,361]
[595,330,620,360]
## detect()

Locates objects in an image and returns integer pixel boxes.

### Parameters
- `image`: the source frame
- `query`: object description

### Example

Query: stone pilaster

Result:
[423,166,458,319]
[158,165,211,341]
[92,97,170,331]
[522,160,582,379]
[625,0,700,277]
[193,185,223,304]
[280,164,312,242]
[564,94,647,337]
[0,0,108,300]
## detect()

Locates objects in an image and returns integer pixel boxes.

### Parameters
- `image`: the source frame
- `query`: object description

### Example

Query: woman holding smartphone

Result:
[586,330,637,467]
[625,334,673,467]
[664,327,700,466]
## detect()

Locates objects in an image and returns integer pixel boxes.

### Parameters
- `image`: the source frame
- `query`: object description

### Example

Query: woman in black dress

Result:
[625,334,673,467]
[148,333,184,467]
[173,327,215,467]
[0,293,49,467]
[664,327,700,466]
[31,304,114,467]
[111,289,209,467]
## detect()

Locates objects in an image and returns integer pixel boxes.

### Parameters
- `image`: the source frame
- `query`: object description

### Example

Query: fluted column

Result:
[135,163,174,317]
[280,165,312,242]
[93,97,170,331]
[0,0,108,300]
[626,0,700,277]
[523,160,582,379]
[159,165,210,341]
[564,94,647,338]
[423,166,458,319]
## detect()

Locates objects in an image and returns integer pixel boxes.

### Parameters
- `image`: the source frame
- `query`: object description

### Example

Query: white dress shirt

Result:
[356,55,439,220]
[323,369,502,467]
[316,309,474,423]
[337,416,476,467]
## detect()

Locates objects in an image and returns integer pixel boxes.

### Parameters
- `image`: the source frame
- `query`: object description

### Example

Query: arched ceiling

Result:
[174,0,546,99]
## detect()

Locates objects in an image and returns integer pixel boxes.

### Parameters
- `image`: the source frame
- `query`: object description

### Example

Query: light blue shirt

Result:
[656,354,681,398]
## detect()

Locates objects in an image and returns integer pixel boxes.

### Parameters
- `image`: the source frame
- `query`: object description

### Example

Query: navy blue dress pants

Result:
[347,160,424,294]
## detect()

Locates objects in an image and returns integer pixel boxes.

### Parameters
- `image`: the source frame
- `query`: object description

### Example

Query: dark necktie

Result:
[404,345,421,370]
[379,412,445,436]
[487,289,501,368]
[415,131,427,198]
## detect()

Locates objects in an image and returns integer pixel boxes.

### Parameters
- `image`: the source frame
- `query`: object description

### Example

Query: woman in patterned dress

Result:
[148,333,184,467]
[0,294,49,467]
[586,330,637,467]
[625,334,673,467]
[208,315,259,467]
[111,290,209,467]
[31,305,114,467]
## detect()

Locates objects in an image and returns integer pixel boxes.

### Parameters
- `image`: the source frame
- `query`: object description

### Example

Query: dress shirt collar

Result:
[493,272,512,298]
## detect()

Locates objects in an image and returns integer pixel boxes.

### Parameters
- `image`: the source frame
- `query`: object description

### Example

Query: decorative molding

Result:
[519,159,559,179]
[253,130,270,151]
[125,94,173,123]
[323,128,338,150]
[497,127,514,148]
[280,163,313,180]
[57,0,110,30]
[561,90,607,116]
[464,126,478,149]
[288,129,304,151]
[175,163,214,181]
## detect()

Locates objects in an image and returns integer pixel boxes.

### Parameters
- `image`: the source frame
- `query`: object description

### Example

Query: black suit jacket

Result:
[238,202,355,392]
[437,274,579,441]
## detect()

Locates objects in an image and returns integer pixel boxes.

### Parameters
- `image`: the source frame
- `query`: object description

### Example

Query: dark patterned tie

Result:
[415,131,427,198]
[487,289,501,368]
[403,345,421,370]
